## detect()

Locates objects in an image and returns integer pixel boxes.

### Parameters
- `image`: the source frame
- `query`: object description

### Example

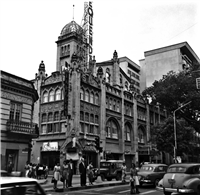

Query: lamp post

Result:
[173,101,191,162]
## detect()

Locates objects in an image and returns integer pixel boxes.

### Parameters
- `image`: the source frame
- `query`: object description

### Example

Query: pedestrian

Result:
[7,161,13,174]
[24,161,30,177]
[130,163,140,194]
[121,162,127,183]
[44,164,49,179]
[79,157,87,186]
[68,159,74,187]
[130,173,136,194]
[53,162,61,190]
[61,160,69,190]
[87,161,94,185]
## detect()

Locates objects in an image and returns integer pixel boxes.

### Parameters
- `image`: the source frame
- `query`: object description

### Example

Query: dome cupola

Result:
[60,20,83,36]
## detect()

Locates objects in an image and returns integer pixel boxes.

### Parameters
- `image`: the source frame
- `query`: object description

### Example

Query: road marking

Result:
[119,189,156,194]
[94,186,115,191]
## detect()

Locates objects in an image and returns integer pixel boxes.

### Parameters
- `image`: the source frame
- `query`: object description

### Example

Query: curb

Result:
[44,181,129,192]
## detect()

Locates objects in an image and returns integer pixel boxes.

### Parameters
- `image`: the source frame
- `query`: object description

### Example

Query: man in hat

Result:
[79,157,87,186]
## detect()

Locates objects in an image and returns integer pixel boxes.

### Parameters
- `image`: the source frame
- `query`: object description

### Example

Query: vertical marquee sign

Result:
[88,2,93,61]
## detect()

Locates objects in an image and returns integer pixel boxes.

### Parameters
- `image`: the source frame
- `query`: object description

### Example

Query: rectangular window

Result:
[54,123,60,132]
[94,126,98,135]
[9,102,22,121]
[85,124,89,134]
[89,125,94,134]
[54,112,59,121]
[47,123,53,133]
[61,122,65,132]
[41,124,47,134]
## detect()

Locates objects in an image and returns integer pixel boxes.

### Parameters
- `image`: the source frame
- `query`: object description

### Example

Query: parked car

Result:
[93,160,123,181]
[156,163,200,195]
[0,177,47,195]
[138,163,168,187]
[0,170,9,177]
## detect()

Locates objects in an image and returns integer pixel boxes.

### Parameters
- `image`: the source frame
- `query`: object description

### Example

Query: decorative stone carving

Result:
[41,102,64,113]
[1,91,32,104]
[44,75,62,85]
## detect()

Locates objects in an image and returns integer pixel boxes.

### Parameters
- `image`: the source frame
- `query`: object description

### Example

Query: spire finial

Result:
[73,5,75,21]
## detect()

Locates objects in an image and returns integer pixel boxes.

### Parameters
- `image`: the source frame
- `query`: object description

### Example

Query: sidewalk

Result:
[38,174,129,192]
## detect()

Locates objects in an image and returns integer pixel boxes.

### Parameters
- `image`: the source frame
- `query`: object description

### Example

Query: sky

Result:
[0,0,199,80]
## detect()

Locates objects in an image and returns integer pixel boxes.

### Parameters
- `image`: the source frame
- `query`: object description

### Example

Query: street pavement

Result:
[38,174,129,192]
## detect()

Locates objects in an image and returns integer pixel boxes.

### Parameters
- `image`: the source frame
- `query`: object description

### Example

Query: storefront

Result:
[41,142,60,171]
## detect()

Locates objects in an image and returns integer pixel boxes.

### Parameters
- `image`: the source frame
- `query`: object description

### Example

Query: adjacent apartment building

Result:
[0,71,39,174]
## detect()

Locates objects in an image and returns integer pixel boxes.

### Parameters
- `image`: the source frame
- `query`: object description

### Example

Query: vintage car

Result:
[138,163,168,186]
[156,163,200,195]
[0,170,9,177]
[0,177,47,195]
[93,160,123,181]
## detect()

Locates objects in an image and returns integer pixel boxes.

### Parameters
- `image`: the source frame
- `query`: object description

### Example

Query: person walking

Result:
[7,161,13,174]
[87,161,94,185]
[53,162,61,190]
[24,161,30,177]
[68,159,74,187]
[121,162,127,183]
[130,163,140,194]
[79,157,87,186]
[61,160,69,190]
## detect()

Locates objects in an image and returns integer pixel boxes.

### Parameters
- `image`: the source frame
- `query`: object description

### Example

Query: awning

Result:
[66,153,79,160]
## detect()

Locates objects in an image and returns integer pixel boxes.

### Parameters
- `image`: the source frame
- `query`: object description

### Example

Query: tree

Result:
[142,67,200,132]
[150,117,195,157]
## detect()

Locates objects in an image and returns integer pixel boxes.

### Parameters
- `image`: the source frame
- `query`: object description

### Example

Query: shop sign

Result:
[42,142,58,151]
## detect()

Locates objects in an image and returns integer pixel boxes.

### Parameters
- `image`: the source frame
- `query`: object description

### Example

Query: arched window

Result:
[106,68,111,83]
[43,91,48,103]
[120,74,123,85]
[138,127,145,143]
[90,92,94,104]
[80,89,84,100]
[95,94,99,105]
[106,119,119,139]
[42,113,47,122]
[49,90,54,102]
[48,112,53,122]
[124,124,131,141]
[55,89,61,101]
[125,81,129,91]
[85,90,89,102]
[54,111,59,121]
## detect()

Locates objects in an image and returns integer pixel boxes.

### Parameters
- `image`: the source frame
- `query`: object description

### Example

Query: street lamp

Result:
[173,101,191,162]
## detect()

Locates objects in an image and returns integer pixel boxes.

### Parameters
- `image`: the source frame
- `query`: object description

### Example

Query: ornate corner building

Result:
[31,16,168,173]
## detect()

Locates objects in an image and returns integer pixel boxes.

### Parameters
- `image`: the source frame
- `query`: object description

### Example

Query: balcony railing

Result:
[6,120,39,137]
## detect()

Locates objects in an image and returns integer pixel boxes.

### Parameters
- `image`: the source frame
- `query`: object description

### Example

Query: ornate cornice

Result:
[1,73,32,88]
[1,91,32,104]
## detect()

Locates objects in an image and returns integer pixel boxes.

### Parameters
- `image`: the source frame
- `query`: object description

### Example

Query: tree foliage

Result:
[150,117,195,156]
[142,66,200,132]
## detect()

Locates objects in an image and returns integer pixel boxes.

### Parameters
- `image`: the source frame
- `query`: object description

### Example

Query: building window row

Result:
[41,111,65,123]
[125,103,132,116]
[80,122,99,135]
[41,122,66,134]
[106,97,120,112]
[61,44,70,57]
[42,88,63,103]
[128,69,140,80]
[80,89,99,105]
[80,111,99,124]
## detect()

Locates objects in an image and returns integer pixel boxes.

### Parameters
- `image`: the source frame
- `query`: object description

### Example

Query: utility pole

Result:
[173,101,191,162]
